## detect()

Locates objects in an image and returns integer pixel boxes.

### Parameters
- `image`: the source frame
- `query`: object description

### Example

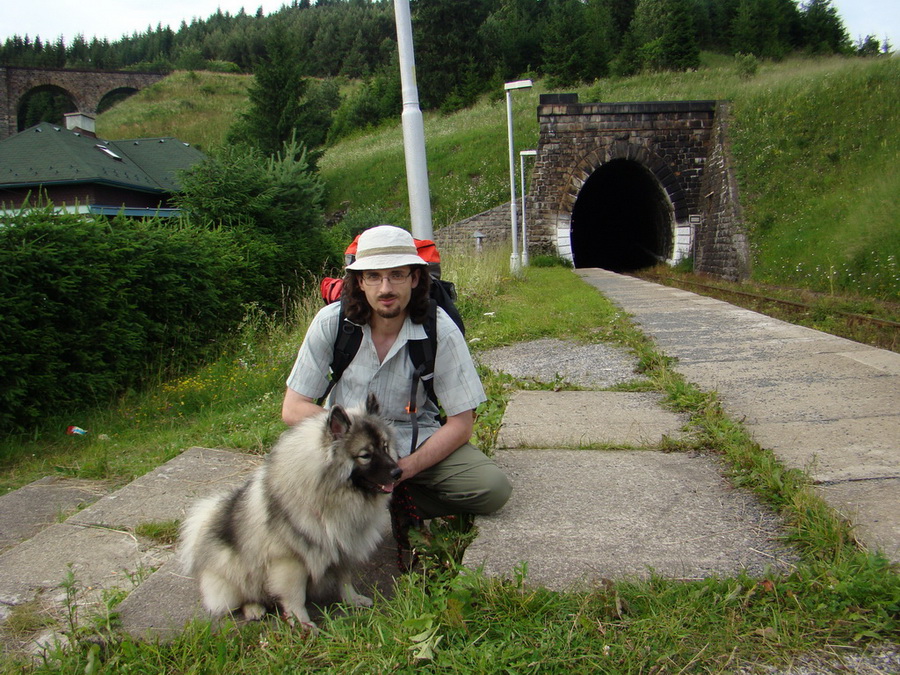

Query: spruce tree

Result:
[228,24,308,157]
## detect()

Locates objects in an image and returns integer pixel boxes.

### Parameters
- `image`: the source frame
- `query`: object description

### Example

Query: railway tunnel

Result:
[570,158,673,272]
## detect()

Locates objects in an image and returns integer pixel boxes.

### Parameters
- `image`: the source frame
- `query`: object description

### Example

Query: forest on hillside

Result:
[3,0,885,121]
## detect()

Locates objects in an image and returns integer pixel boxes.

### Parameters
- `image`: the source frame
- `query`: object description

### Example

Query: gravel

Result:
[477,338,638,388]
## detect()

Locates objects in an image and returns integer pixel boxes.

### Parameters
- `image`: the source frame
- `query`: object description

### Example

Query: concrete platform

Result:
[0,477,112,554]
[463,449,796,589]
[575,269,900,562]
[0,448,259,644]
[497,391,687,449]
[68,446,262,529]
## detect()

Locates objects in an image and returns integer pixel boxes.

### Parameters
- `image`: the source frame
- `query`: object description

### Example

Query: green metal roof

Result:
[0,123,206,192]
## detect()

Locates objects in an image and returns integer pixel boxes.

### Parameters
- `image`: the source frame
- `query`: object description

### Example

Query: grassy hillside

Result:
[98,71,252,152]
[97,55,899,301]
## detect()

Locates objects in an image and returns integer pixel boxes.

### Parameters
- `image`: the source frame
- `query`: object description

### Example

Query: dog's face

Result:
[328,394,402,496]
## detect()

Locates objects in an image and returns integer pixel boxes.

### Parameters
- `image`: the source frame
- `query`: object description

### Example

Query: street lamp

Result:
[505,79,532,274]
[519,149,537,267]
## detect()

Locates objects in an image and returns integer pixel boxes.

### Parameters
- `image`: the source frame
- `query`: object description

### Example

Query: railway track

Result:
[631,273,900,333]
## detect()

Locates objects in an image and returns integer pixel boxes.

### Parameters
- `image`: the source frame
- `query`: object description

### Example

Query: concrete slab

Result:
[675,351,897,386]
[710,376,899,424]
[497,391,687,449]
[114,558,204,640]
[0,477,111,554]
[478,338,638,388]
[751,417,900,483]
[815,478,900,561]
[464,450,797,590]
[69,447,260,529]
[0,521,172,613]
[0,448,258,630]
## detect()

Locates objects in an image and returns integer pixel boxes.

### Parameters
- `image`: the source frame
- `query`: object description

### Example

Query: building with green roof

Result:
[0,115,205,217]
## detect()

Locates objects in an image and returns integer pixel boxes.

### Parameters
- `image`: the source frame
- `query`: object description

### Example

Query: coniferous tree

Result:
[631,0,700,71]
[800,0,850,53]
[226,24,336,159]
[412,0,494,111]
[543,0,592,86]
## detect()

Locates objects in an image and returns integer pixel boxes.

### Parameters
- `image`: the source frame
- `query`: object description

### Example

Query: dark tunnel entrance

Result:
[570,158,673,271]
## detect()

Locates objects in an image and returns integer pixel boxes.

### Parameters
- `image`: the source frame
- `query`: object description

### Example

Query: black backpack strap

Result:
[316,304,363,406]
[407,299,438,407]
[406,299,439,455]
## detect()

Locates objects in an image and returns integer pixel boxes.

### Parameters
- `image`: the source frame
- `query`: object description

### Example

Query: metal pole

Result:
[519,150,534,267]
[506,89,520,274]
[519,150,527,267]
[504,80,531,274]
[393,0,432,240]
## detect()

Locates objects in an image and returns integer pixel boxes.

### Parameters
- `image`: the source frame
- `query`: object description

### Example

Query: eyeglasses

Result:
[361,270,414,286]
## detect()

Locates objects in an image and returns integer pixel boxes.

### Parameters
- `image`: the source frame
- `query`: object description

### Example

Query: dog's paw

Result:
[281,606,317,632]
[346,592,374,608]
[282,611,319,633]
[242,603,267,621]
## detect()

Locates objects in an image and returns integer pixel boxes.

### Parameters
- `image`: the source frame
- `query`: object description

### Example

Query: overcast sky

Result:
[2,0,897,48]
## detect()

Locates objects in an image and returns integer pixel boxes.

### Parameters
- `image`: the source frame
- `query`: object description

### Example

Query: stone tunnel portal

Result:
[570,158,673,272]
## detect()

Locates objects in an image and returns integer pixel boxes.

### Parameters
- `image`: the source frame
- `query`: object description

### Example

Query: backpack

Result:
[317,237,465,454]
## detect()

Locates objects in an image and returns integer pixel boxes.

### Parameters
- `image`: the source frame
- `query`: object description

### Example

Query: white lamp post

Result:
[519,149,537,267]
[394,0,432,240]
[505,79,532,274]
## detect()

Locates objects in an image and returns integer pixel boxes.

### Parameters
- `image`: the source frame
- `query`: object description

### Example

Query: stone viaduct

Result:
[437,95,750,281]
[0,66,165,140]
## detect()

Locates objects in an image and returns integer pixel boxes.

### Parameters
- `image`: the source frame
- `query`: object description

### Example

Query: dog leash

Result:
[390,367,430,572]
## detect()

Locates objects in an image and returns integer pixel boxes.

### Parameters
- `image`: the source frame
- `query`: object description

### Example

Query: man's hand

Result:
[397,409,474,482]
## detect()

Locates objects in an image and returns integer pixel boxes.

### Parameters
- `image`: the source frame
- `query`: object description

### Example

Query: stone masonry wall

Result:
[435,99,749,280]
[530,100,717,259]
[697,102,751,280]
[433,201,555,254]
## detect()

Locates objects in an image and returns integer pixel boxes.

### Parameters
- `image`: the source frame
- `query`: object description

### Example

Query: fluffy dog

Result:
[179,394,400,627]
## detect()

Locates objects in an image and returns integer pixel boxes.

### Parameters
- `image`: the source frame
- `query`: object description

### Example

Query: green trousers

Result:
[404,443,512,520]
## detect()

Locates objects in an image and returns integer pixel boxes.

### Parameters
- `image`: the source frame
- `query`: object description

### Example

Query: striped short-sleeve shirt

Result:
[286,302,486,457]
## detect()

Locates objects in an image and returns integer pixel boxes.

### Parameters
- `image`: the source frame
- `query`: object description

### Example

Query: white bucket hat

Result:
[346,225,428,271]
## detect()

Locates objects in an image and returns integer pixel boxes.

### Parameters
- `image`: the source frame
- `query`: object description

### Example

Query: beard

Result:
[374,293,403,319]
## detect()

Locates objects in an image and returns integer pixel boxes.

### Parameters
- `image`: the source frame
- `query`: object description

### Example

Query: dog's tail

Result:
[178,493,227,574]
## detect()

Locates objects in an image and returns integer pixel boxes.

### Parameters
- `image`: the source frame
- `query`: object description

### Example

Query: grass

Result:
[96,70,252,152]
[2,247,898,673]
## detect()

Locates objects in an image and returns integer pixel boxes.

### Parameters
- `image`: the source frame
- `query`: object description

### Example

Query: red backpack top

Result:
[320,236,443,304]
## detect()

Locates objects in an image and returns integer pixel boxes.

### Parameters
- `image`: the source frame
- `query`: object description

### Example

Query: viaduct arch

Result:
[0,66,165,139]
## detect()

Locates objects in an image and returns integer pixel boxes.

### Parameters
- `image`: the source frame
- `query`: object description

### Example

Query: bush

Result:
[0,212,256,432]
[735,52,759,79]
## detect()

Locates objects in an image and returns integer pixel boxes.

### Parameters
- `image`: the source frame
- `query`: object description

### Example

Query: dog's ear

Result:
[365,393,380,416]
[328,406,353,439]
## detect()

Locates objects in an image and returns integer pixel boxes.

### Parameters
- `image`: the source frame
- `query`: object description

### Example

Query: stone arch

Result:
[15,83,79,131]
[98,86,140,114]
[556,142,685,270]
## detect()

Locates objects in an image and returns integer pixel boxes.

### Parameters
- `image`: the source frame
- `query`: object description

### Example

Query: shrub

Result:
[0,212,254,431]
[735,52,759,78]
